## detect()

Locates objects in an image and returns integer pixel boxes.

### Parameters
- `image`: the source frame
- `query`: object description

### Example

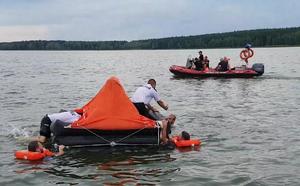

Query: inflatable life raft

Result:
[50,77,161,147]
[169,63,264,78]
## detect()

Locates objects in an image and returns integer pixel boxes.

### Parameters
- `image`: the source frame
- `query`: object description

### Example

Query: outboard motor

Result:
[252,63,264,75]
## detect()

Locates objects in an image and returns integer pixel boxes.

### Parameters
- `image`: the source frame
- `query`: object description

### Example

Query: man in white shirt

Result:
[38,110,82,143]
[132,79,168,120]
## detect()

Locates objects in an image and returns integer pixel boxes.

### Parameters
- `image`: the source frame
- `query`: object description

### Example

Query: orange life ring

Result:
[172,136,201,147]
[240,48,254,60]
[15,149,54,161]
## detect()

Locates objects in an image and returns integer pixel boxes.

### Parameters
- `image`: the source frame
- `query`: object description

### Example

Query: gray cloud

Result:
[0,0,299,41]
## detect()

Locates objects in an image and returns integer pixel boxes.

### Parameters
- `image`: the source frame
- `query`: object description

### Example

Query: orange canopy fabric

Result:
[71,77,156,130]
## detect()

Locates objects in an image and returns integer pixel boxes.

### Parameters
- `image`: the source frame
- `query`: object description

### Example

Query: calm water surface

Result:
[0,48,299,185]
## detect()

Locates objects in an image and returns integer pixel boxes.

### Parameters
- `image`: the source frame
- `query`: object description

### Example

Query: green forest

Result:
[0,27,300,50]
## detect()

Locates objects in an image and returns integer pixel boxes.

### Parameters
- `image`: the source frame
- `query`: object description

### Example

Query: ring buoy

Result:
[15,149,54,161]
[172,136,201,147]
[240,48,254,61]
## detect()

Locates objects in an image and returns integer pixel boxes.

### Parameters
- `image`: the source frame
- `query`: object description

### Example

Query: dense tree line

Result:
[0,27,299,50]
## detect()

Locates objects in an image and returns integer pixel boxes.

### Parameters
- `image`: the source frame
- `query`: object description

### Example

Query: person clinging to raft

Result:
[28,140,65,157]
[177,131,190,141]
[159,114,176,144]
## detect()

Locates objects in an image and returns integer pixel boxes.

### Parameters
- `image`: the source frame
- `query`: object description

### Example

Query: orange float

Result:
[15,149,54,160]
[240,48,254,61]
[172,136,201,147]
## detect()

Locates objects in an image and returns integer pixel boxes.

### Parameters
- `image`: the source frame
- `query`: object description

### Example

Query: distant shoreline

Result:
[1,27,300,50]
[1,45,300,51]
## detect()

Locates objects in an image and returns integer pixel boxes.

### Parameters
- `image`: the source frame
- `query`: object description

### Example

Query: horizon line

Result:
[1,26,299,44]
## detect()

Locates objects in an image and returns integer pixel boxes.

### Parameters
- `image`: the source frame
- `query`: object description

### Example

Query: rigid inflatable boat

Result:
[170,45,264,78]
[169,63,264,78]
[50,77,161,147]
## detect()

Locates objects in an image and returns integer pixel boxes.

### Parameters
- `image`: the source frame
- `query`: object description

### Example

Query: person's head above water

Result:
[28,140,43,152]
[181,131,190,140]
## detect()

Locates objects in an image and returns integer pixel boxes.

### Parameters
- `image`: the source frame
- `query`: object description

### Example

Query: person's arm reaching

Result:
[151,89,168,111]
[55,145,65,156]
[157,100,168,110]
[146,104,159,112]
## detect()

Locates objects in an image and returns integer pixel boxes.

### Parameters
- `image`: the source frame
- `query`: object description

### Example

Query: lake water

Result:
[0,48,299,185]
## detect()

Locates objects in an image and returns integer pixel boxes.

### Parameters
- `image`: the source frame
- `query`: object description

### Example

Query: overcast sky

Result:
[0,0,299,42]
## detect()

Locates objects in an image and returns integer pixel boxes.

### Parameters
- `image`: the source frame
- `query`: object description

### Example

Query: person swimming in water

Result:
[27,140,65,157]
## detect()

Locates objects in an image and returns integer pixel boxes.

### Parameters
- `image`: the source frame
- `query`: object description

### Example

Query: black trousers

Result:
[40,115,71,138]
[40,115,52,138]
[133,102,156,120]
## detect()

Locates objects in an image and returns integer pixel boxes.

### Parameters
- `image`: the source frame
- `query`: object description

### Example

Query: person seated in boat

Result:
[132,79,168,120]
[203,56,210,70]
[194,58,203,71]
[159,114,176,145]
[28,140,65,156]
[37,109,83,143]
[216,57,231,72]
[198,50,204,62]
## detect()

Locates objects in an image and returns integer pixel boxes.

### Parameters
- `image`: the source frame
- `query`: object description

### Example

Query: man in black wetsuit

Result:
[194,50,204,70]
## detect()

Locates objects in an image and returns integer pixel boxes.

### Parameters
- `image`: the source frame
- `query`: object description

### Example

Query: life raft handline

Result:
[78,125,154,146]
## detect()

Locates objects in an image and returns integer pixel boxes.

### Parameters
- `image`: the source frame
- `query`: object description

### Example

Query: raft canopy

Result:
[71,77,156,130]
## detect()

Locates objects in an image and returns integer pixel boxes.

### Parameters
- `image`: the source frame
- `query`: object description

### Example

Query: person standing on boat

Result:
[198,50,204,62]
[194,50,204,70]
[132,79,168,120]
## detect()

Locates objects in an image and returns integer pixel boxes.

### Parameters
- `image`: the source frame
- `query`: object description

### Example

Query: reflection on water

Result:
[99,153,178,185]
[100,154,178,185]
[22,147,178,185]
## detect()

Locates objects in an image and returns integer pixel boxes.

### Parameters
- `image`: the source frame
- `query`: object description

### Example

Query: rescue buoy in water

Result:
[172,136,201,147]
[15,149,54,161]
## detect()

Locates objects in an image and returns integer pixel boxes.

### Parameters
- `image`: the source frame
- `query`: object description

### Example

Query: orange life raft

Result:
[172,136,201,147]
[15,149,54,161]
